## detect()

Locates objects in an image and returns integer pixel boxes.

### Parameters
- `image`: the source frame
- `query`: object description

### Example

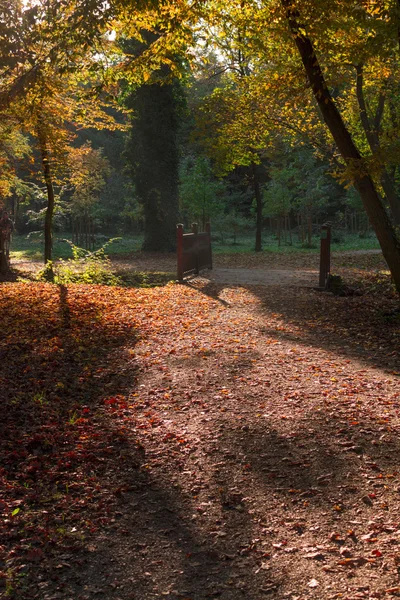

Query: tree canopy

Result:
[2,0,400,287]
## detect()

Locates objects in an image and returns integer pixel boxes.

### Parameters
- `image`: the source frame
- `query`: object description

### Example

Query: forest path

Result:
[1,257,399,600]
[111,248,384,288]
[196,268,318,286]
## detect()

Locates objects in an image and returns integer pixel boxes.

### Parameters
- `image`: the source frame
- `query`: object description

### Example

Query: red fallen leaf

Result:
[371,549,383,557]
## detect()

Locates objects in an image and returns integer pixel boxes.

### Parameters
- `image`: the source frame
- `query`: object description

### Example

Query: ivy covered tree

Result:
[124,34,184,251]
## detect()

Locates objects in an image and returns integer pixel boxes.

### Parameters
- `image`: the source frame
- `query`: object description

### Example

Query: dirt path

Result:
[63,282,399,600]
[201,268,319,286]
[2,269,398,600]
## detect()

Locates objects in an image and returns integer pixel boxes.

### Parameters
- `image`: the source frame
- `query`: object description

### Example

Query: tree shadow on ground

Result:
[201,409,400,596]
[216,409,400,504]
[0,283,142,598]
[183,280,231,307]
[51,402,400,600]
[196,281,400,373]
[60,475,265,600]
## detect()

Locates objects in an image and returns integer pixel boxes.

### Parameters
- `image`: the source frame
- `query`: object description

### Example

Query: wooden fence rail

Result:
[177,222,212,281]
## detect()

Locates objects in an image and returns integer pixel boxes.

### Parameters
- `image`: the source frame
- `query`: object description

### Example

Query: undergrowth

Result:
[36,240,121,286]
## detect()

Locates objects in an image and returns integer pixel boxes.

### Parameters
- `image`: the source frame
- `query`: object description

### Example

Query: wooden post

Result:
[205,222,212,270]
[192,222,199,274]
[319,223,331,288]
[177,224,184,281]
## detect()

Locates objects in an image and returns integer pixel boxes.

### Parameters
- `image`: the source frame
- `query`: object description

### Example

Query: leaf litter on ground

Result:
[0,253,399,599]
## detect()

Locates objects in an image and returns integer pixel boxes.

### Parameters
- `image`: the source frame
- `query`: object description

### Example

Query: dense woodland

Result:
[1,1,400,287]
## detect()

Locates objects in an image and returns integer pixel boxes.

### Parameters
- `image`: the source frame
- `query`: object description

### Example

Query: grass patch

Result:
[10,235,143,262]
[212,232,380,254]
[10,231,381,268]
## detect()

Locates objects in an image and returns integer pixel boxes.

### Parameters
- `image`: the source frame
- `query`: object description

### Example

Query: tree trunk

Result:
[356,65,400,225]
[38,131,55,264]
[282,0,400,292]
[307,208,312,246]
[252,162,263,252]
[85,210,89,250]
[0,233,8,273]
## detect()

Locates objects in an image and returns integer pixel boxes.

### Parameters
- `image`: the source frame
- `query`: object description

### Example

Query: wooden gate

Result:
[177,223,212,281]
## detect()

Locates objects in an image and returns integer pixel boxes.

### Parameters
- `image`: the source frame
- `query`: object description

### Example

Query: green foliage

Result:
[179,155,225,227]
[36,240,122,286]
[11,234,144,261]
[344,186,364,211]
[213,212,253,245]
[37,261,56,282]
[263,177,293,219]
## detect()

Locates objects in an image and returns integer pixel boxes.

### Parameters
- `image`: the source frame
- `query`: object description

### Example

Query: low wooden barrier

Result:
[319,223,331,288]
[177,222,212,281]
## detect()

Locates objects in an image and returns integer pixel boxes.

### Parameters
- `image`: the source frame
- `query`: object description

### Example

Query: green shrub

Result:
[36,240,122,286]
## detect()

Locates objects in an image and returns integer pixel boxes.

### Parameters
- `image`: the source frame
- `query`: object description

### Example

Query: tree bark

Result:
[0,233,8,273]
[252,162,263,252]
[355,65,400,224]
[307,207,312,246]
[38,131,55,264]
[282,0,400,292]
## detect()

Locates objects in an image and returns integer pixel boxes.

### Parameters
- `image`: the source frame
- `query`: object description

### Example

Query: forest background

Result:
[1,0,400,285]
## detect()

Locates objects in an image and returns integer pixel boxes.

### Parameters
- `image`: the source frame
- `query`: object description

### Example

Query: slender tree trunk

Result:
[38,131,55,264]
[282,0,400,292]
[356,65,400,225]
[85,210,88,250]
[0,232,8,273]
[91,216,95,250]
[252,162,263,252]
